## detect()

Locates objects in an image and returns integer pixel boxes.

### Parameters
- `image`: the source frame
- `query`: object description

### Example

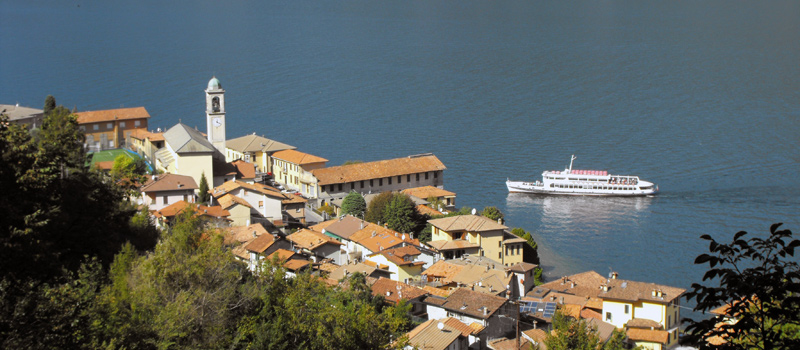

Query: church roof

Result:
[207,76,222,91]
[226,134,296,153]
[163,123,216,154]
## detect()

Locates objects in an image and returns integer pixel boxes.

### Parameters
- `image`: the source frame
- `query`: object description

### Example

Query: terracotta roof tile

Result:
[312,154,446,185]
[601,277,686,304]
[156,201,230,220]
[212,180,287,199]
[438,287,508,319]
[349,224,418,252]
[287,229,342,251]
[416,204,444,217]
[405,319,462,350]
[370,277,428,304]
[231,160,256,179]
[426,239,480,251]
[217,193,253,210]
[626,328,669,344]
[428,214,508,232]
[283,259,311,271]
[441,317,474,337]
[422,260,465,284]
[422,286,452,298]
[488,337,532,350]
[129,128,164,142]
[243,234,277,253]
[537,271,608,299]
[267,248,298,262]
[626,318,664,329]
[141,174,198,192]
[224,223,269,245]
[226,134,295,153]
[271,149,328,165]
[371,245,424,266]
[75,107,150,124]
[402,186,456,199]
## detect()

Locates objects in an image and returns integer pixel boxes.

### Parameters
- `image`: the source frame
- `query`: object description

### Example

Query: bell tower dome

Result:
[205,76,226,156]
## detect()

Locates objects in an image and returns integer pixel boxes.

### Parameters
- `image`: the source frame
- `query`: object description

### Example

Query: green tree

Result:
[198,171,210,204]
[481,206,504,222]
[44,95,56,115]
[341,191,366,218]
[342,160,363,165]
[544,310,602,350]
[110,154,147,180]
[684,223,800,350]
[365,191,394,224]
[383,193,417,234]
[511,227,541,265]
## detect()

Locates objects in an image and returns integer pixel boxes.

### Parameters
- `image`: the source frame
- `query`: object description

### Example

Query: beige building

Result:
[155,123,215,191]
[311,153,446,205]
[271,149,328,197]
[128,128,165,165]
[75,107,150,151]
[225,133,296,175]
[1,104,44,129]
[427,215,527,266]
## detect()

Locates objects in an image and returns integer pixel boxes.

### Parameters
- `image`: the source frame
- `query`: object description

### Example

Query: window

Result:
[107,122,113,129]
[370,179,374,187]
[425,172,429,180]
[134,120,141,127]
[407,175,411,182]
[360,181,364,188]
[498,241,501,247]
[498,252,502,259]
[388,177,392,185]
[163,196,169,205]
[625,305,630,314]
[338,184,343,191]
[120,121,126,128]
[259,201,264,208]
[434,172,438,178]
[79,126,85,131]
[350,183,355,190]
[505,247,509,255]
[397,176,401,183]
[416,173,420,181]
[379,178,383,186]
[667,315,671,327]
[93,124,99,130]
[605,312,612,322]
[183,194,187,202]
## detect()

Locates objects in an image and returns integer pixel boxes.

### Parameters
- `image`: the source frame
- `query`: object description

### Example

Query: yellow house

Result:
[225,134,296,175]
[428,215,526,266]
[271,149,328,198]
[217,193,254,227]
[365,245,426,283]
[599,273,685,350]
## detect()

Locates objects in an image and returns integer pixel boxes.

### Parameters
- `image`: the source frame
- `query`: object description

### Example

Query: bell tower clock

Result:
[205,76,226,156]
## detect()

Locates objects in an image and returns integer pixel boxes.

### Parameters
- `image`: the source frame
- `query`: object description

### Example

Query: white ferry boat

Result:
[506,155,658,196]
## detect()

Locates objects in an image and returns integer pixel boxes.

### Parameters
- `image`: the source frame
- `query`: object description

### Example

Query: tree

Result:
[342,160,363,165]
[383,194,417,234]
[341,191,366,218]
[481,206,504,222]
[365,191,394,224]
[544,310,602,350]
[198,171,210,204]
[684,223,800,350]
[511,227,541,265]
[44,95,56,115]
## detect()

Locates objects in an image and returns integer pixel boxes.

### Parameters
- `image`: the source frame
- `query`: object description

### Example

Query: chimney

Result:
[483,307,488,316]
[360,221,364,229]
[652,289,657,297]
[394,232,398,237]
[611,272,619,279]
[571,282,576,288]
[401,233,406,240]
[386,291,391,297]
[252,231,257,238]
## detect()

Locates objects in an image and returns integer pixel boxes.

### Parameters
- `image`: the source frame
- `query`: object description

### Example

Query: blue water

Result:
[3,0,800,305]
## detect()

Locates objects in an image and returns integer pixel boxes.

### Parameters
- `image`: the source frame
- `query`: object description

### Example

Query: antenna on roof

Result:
[471,208,477,215]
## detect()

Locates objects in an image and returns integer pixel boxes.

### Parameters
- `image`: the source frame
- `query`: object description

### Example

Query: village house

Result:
[127,128,165,165]
[401,185,457,211]
[402,318,471,350]
[225,133,296,176]
[1,103,44,129]
[311,153,446,206]
[223,223,273,263]
[139,173,198,211]
[427,215,528,267]
[364,245,426,284]
[152,200,230,228]
[155,123,216,190]
[266,249,311,278]
[286,228,344,265]
[419,256,521,299]
[328,262,393,282]
[271,149,328,198]
[243,234,293,272]
[533,271,685,350]
[213,159,257,185]
[75,107,150,152]
[424,287,515,349]
[370,277,429,319]
[211,180,306,226]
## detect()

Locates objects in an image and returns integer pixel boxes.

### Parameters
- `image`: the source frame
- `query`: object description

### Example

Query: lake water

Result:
[3,0,799,307]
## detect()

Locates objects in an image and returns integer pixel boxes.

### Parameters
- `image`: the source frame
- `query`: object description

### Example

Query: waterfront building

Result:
[155,123,216,189]
[271,149,328,197]
[401,185,457,211]
[75,107,150,152]
[427,214,528,266]
[1,103,44,129]
[127,128,165,165]
[225,133,296,175]
[139,173,197,211]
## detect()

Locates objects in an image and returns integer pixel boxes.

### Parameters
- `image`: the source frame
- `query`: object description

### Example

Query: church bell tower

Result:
[206,76,226,157]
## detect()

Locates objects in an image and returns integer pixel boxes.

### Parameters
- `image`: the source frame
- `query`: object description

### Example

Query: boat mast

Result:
[568,155,576,174]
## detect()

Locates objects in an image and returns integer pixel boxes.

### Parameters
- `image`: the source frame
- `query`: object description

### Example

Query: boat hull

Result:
[506,180,657,197]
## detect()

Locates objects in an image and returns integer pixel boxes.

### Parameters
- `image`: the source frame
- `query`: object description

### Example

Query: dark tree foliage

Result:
[384,193,418,234]
[365,191,394,224]
[341,191,366,218]
[511,227,541,265]
[198,172,210,204]
[0,108,158,348]
[44,95,56,115]
[544,310,634,350]
[481,206,504,222]
[684,223,800,350]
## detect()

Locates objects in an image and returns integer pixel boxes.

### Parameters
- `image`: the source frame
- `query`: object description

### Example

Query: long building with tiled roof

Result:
[310,153,446,205]
[75,107,150,151]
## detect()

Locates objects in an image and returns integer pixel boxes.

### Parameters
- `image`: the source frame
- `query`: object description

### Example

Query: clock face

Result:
[213,117,222,127]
